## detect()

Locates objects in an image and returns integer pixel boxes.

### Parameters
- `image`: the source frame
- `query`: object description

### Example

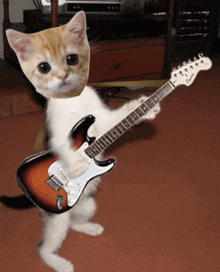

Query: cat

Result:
[4,11,161,272]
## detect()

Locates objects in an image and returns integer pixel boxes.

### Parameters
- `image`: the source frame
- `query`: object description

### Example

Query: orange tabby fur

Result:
[6,11,90,99]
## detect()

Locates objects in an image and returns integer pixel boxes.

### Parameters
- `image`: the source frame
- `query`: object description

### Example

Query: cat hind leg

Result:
[70,196,104,236]
[38,212,74,272]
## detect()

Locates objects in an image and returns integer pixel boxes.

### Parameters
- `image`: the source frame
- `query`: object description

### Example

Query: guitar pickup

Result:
[46,175,63,192]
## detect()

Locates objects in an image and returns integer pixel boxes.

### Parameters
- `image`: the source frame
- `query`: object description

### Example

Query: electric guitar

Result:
[16,54,212,213]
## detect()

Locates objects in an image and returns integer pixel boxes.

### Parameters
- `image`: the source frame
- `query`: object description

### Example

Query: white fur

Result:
[38,86,160,272]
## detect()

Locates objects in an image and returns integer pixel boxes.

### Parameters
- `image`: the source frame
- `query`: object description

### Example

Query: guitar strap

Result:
[32,80,167,154]
[32,116,46,155]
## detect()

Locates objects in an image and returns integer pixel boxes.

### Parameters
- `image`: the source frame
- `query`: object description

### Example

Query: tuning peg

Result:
[178,65,182,69]
[172,67,177,72]
[198,53,203,58]
[200,59,204,64]
[194,57,197,61]
[187,59,192,64]
[182,61,187,66]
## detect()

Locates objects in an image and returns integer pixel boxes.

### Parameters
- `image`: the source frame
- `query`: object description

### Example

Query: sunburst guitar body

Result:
[17,116,116,213]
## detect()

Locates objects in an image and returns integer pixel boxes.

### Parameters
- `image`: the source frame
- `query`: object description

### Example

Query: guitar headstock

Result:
[170,54,212,87]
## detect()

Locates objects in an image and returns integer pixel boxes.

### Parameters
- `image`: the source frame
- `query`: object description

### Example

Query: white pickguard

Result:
[48,142,115,207]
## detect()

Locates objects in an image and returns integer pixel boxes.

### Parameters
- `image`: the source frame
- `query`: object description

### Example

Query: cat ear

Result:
[6,29,33,61]
[66,11,88,45]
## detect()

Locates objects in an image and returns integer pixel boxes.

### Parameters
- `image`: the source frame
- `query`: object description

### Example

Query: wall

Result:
[0,0,35,59]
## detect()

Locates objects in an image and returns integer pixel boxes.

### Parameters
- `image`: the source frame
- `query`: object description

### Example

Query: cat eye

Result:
[67,54,78,66]
[38,62,51,74]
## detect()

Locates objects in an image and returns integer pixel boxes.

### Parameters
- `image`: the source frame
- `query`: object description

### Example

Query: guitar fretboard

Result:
[85,81,175,159]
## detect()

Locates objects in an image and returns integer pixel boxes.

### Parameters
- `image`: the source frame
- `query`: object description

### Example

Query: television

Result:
[40,0,169,16]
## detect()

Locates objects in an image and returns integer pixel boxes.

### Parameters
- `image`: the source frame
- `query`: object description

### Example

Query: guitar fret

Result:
[127,115,135,124]
[90,144,101,155]
[153,94,160,103]
[108,130,117,140]
[111,129,120,138]
[90,149,97,157]
[86,147,95,157]
[101,138,109,148]
[104,134,112,145]
[146,99,155,109]
[98,141,106,151]
[85,148,94,158]
[87,132,114,158]
[122,119,131,128]
[157,89,165,99]
[119,122,127,132]
[136,108,145,117]
[115,125,123,134]
[130,114,136,121]
[121,121,127,129]
[101,136,109,146]
[139,107,146,115]
[141,103,149,113]
[131,111,139,121]
[96,144,103,152]
[97,138,106,149]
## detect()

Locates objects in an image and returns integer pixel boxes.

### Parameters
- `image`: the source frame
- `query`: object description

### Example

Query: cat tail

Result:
[0,195,35,210]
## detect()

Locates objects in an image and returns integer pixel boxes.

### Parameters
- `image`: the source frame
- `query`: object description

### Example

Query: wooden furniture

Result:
[89,38,166,83]
[171,0,220,61]
[3,0,178,84]
[2,0,219,84]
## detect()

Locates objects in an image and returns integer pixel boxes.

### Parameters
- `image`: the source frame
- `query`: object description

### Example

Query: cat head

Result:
[6,11,90,99]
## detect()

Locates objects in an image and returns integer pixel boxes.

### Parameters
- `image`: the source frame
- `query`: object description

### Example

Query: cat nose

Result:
[58,72,68,81]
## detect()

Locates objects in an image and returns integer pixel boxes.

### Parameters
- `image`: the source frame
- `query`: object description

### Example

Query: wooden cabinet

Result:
[89,39,165,82]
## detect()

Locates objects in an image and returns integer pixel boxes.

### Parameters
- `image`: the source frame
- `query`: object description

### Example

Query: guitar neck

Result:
[85,81,175,159]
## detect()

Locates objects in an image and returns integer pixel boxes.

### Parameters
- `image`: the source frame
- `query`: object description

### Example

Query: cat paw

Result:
[46,258,74,272]
[130,96,161,121]
[145,102,161,120]
[71,222,104,236]
[66,151,89,179]
[55,261,74,272]
[128,96,147,111]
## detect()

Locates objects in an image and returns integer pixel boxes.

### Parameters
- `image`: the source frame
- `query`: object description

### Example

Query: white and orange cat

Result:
[6,11,160,272]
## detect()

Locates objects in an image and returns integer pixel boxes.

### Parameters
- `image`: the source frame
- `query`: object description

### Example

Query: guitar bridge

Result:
[46,175,63,191]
